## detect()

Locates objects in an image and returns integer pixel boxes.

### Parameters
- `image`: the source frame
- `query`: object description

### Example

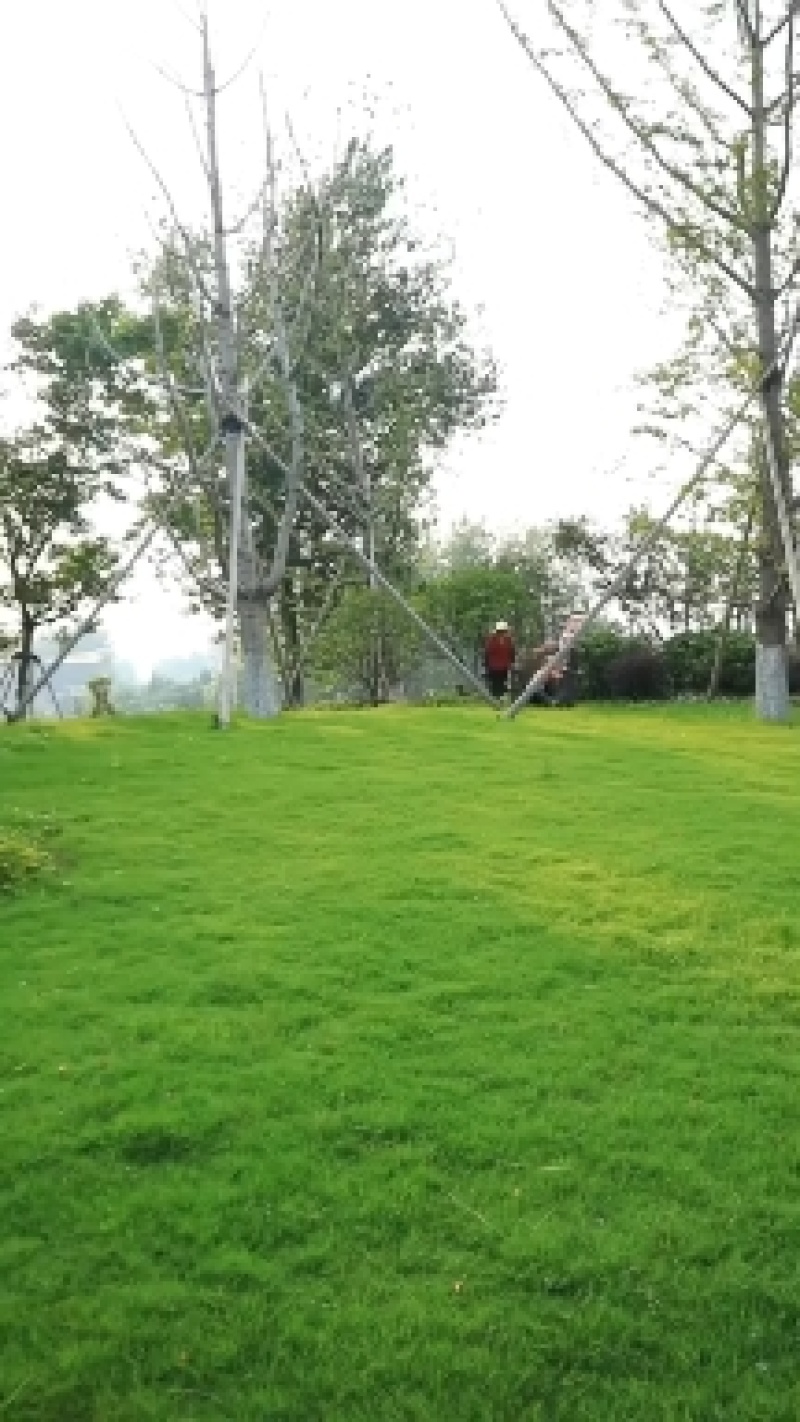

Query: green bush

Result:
[663,631,716,694]
[574,628,762,700]
[0,832,52,892]
[514,626,800,702]
[664,630,756,696]
[576,629,646,700]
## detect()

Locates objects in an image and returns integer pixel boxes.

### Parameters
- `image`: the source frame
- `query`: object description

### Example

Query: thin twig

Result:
[257,76,305,598]
[770,9,796,221]
[184,95,211,182]
[657,1,751,115]
[494,1,756,299]
[235,405,499,706]
[123,112,215,306]
[151,59,205,98]
[764,2,799,48]
[547,0,749,233]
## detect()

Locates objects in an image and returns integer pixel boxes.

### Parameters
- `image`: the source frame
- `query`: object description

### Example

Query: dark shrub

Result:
[717,632,756,695]
[663,631,717,694]
[605,647,669,701]
[517,626,766,701]
[576,629,636,700]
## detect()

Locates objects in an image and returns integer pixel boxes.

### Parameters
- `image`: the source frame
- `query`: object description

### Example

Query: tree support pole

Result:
[759,388,800,615]
[506,393,755,717]
[239,414,500,708]
[505,288,800,721]
[302,485,499,707]
[218,413,246,728]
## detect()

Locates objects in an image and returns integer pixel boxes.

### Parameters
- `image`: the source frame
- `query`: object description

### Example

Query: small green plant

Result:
[0,830,52,892]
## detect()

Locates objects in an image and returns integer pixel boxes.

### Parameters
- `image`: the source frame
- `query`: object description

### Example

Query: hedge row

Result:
[572,629,800,701]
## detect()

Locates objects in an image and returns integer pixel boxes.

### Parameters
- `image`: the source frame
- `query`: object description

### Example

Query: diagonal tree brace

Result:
[237,412,500,708]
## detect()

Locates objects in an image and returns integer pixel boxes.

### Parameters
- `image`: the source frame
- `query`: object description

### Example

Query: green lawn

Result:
[2,704,800,1420]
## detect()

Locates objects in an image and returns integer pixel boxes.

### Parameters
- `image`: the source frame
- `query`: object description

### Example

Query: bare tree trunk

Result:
[239,596,282,717]
[238,451,281,718]
[751,32,790,721]
[218,421,244,726]
[200,24,282,724]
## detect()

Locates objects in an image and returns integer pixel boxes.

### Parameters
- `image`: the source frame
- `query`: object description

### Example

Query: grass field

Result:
[2,703,800,1420]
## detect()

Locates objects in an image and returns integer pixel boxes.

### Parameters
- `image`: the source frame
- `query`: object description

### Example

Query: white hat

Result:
[495,620,509,632]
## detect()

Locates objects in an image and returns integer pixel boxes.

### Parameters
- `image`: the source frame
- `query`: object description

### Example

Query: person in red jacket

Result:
[483,620,516,698]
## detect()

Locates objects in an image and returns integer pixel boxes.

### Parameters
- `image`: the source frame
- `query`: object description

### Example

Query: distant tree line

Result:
[303,511,784,705]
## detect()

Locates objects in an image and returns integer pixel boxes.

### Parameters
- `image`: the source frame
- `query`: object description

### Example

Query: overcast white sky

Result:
[1,0,682,675]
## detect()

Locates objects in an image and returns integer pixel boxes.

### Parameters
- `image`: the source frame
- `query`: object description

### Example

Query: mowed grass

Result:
[2,704,800,1421]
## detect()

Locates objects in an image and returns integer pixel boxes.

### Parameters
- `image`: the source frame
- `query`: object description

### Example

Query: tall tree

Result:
[498,0,800,719]
[309,584,425,702]
[234,140,498,703]
[14,134,497,713]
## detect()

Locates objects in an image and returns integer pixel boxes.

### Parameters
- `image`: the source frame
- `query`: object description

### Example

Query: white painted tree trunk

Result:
[751,35,791,721]
[237,429,281,720]
[239,595,281,718]
[218,427,244,728]
[755,644,789,722]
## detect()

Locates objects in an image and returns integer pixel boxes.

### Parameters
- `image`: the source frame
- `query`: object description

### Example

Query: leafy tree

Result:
[238,141,498,701]
[433,518,599,640]
[437,519,499,571]
[309,585,423,701]
[619,508,754,633]
[12,142,497,712]
[498,0,800,718]
[420,564,539,671]
[0,430,117,718]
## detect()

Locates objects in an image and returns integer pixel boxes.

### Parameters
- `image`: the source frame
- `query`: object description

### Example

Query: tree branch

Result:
[769,8,796,220]
[547,0,749,232]
[162,519,224,604]
[149,278,224,573]
[123,115,215,308]
[764,2,800,48]
[735,0,756,47]
[776,246,800,296]
[656,1,752,115]
[184,95,211,183]
[151,59,205,99]
[495,1,756,298]
[256,80,305,599]
[765,68,800,114]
